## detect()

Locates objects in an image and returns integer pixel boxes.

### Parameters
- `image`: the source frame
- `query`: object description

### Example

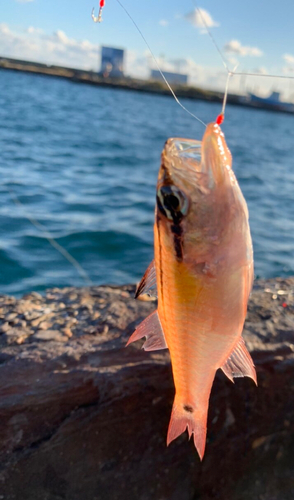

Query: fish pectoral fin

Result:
[135,260,157,300]
[126,310,167,351]
[221,337,257,385]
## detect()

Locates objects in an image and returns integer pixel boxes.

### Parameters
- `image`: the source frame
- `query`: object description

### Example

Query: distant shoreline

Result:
[1,56,294,115]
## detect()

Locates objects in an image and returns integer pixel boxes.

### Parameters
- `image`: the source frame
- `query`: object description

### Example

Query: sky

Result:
[1,0,294,97]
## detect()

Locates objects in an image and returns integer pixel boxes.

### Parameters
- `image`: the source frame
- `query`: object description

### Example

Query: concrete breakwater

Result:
[0,278,293,499]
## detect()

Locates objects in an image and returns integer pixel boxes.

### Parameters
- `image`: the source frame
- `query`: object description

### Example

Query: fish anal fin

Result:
[126,310,167,351]
[135,260,157,300]
[221,337,257,385]
[167,399,208,460]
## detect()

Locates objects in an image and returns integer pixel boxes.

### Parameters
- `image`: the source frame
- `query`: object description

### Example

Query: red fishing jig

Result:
[216,113,224,126]
[92,0,105,23]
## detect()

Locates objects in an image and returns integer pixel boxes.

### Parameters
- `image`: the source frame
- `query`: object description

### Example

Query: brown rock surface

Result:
[0,278,293,500]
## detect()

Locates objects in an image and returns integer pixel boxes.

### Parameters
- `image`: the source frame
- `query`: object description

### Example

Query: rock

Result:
[0,322,10,333]
[31,315,51,327]
[62,327,73,338]
[33,330,68,342]
[38,321,53,330]
[2,328,30,345]
[5,313,18,322]
[0,279,293,500]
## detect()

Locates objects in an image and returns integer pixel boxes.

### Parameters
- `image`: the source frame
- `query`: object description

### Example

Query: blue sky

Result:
[1,0,294,96]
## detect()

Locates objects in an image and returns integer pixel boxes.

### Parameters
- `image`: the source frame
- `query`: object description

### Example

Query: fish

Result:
[127,121,256,460]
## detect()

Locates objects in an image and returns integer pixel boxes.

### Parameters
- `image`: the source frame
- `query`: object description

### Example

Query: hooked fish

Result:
[127,121,256,460]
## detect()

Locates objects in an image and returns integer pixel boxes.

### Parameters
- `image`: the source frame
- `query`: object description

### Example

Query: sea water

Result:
[0,70,293,295]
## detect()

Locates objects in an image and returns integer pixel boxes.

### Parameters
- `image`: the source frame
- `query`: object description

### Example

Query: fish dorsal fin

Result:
[221,337,257,385]
[126,310,167,351]
[135,260,157,299]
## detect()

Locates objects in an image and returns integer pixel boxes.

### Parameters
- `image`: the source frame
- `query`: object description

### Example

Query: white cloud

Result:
[226,56,239,67]
[147,55,225,92]
[0,23,290,100]
[224,39,263,57]
[127,51,211,88]
[126,50,149,79]
[252,66,268,75]
[283,53,294,65]
[185,8,219,29]
[27,26,43,34]
[0,23,10,35]
[282,65,294,75]
[165,57,199,75]
[159,19,169,27]
[282,54,294,76]
[0,23,99,70]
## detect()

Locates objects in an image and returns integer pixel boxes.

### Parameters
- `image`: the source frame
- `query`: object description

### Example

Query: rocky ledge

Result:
[0,278,293,500]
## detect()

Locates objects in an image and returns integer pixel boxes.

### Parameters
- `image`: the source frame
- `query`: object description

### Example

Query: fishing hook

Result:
[92,0,105,23]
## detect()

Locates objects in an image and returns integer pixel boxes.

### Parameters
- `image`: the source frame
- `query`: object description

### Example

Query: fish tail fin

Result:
[167,397,208,460]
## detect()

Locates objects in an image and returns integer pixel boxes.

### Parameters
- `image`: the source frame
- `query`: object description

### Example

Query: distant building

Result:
[150,69,188,85]
[100,46,124,78]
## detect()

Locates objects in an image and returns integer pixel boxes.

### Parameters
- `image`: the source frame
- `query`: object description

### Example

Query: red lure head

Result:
[216,113,224,126]
[92,0,105,22]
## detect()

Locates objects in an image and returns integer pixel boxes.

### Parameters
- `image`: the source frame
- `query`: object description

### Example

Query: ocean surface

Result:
[0,69,293,296]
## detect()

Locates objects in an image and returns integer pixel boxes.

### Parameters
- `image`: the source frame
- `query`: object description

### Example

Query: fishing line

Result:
[234,71,294,80]
[215,68,237,125]
[221,73,232,117]
[114,0,207,127]
[91,0,240,125]
[191,0,230,74]
[92,1,294,123]
[192,0,232,120]
[192,1,294,91]
[8,188,93,287]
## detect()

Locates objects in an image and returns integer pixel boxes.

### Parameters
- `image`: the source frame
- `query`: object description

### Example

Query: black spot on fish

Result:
[174,236,183,261]
[171,224,183,262]
[156,216,164,304]
[171,224,182,236]
[157,187,186,262]
[184,405,194,413]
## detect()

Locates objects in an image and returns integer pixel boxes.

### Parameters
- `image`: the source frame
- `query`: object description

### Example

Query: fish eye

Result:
[157,185,189,221]
[164,193,180,211]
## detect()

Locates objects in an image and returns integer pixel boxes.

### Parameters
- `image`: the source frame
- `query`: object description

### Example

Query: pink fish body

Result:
[127,122,256,459]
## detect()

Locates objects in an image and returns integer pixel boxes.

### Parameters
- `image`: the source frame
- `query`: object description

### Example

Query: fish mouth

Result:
[160,138,203,185]
[160,124,231,192]
[165,138,202,162]
[201,123,232,186]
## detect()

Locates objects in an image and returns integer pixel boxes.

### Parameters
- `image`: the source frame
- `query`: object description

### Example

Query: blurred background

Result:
[0,0,293,296]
